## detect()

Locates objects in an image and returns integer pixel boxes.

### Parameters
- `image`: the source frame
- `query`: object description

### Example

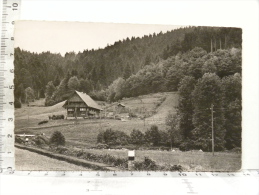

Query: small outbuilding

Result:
[63,91,102,118]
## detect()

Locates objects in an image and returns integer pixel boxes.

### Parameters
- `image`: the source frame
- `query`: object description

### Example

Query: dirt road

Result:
[15,147,91,171]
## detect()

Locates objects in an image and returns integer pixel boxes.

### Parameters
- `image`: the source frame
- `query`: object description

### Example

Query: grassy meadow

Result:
[15,92,176,145]
[15,92,241,171]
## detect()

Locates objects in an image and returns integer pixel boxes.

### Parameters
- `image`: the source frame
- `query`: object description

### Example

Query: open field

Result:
[15,92,241,171]
[16,119,166,146]
[15,92,178,145]
[15,147,91,171]
[15,92,178,127]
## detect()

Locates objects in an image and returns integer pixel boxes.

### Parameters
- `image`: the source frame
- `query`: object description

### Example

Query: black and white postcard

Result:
[14,21,242,171]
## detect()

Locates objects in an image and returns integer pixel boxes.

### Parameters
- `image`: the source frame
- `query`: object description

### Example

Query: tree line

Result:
[14,26,241,106]
[97,47,242,151]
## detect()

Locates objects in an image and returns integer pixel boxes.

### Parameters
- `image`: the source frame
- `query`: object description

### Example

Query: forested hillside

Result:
[14,25,242,151]
[14,26,241,106]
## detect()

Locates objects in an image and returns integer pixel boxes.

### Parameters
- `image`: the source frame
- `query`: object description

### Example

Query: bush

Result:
[130,129,145,145]
[15,136,24,144]
[97,131,105,143]
[133,157,158,171]
[50,131,65,146]
[169,165,183,171]
[159,130,170,146]
[95,143,109,149]
[56,146,68,154]
[97,128,130,146]
[103,129,117,145]
[14,99,22,108]
[34,137,45,146]
[32,135,50,146]
[45,98,56,106]
[145,125,161,146]
[179,142,192,151]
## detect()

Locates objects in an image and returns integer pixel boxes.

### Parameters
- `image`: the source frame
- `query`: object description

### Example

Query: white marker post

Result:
[128,150,135,171]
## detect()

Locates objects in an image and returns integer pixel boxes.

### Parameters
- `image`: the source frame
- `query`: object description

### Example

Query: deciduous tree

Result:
[191,73,226,151]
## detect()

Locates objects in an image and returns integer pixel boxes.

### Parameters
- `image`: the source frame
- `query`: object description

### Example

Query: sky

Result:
[14,21,183,55]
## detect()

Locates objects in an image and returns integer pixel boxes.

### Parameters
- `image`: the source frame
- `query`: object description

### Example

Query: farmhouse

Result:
[63,91,103,118]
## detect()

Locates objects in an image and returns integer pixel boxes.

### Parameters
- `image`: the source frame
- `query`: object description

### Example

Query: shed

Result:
[116,103,126,113]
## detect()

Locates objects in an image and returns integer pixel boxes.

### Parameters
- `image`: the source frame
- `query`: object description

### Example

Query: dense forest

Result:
[14,26,241,104]
[14,26,242,151]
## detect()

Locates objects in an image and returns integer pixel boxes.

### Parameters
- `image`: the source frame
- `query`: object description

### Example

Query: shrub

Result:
[97,131,105,143]
[15,136,24,144]
[169,165,183,171]
[56,146,68,154]
[50,131,65,146]
[145,125,161,146]
[133,157,158,171]
[103,129,117,145]
[130,129,145,145]
[45,98,56,106]
[76,150,84,157]
[34,137,45,146]
[97,128,130,146]
[114,131,130,145]
[14,99,22,108]
[179,142,191,151]
[95,143,109,149]
[159,130,170,146]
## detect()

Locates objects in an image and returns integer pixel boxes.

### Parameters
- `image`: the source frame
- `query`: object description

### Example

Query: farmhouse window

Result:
[68,108,74,111]
[80,108,86,111]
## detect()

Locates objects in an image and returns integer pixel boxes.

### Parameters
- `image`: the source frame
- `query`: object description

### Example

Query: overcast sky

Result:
[14,21,183,55]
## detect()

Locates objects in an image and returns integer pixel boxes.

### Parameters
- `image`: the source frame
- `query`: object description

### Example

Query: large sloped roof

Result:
[75,91,102,110]
[63,91,103,111]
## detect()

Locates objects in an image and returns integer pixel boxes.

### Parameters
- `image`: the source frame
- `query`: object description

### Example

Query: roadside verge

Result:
[15,144,121,171]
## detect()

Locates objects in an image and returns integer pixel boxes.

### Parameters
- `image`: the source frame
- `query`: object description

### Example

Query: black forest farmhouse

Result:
[63,91,102,118]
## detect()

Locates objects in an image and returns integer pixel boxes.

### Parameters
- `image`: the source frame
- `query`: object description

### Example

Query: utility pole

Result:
[210,104,215,156]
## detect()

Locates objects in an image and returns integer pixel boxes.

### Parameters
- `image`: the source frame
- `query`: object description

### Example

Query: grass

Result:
[15,147,91,171]
[81,149,241,171]
[15,92,177,143]
[15,118,166,146]
[15,92,241,171]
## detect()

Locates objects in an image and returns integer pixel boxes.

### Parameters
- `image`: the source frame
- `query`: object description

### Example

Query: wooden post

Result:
[75,107,77,120]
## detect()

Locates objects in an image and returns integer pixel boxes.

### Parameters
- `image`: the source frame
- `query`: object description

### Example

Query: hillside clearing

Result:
[15,92,179,146]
